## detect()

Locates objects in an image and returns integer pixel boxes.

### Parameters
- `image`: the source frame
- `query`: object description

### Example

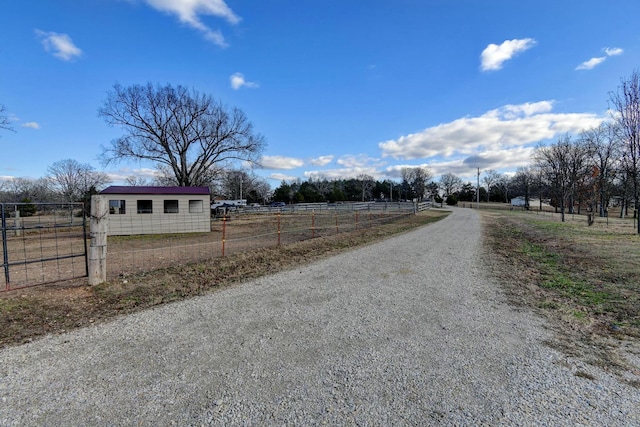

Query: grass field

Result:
[482,209,640,385]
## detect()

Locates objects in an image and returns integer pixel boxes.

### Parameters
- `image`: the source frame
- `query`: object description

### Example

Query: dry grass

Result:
[0,210,449,349]
[482,209,640,386]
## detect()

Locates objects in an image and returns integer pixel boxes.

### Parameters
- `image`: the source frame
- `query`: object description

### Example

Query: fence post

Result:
[14,209,21,237]
[1,204,9,289]
[222,216,226,257]
[88,195,108,285]
[277,213,281,246]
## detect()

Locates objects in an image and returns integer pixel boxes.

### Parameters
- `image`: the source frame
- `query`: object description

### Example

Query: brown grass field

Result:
[482,208,640,386]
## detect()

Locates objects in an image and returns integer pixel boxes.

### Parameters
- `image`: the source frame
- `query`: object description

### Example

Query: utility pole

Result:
[476,168,480,209]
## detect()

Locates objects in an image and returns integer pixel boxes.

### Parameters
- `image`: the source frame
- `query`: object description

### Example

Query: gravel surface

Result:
[1,207,639,426]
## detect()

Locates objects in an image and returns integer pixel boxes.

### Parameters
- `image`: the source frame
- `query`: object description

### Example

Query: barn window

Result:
[109,200,126,214]
[137,200,153,214]
[164,200,179,213]
[189,199,203,213]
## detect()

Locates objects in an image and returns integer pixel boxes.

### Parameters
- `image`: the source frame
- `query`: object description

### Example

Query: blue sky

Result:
[1,0,639,187]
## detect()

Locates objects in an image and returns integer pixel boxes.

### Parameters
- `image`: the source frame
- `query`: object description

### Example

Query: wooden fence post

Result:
[88,195,108,285]
[222,216,226,257]
[14,209,20,237]
[277,213,281,246]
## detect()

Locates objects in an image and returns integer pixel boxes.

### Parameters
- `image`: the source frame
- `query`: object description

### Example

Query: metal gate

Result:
[1,203,88,291]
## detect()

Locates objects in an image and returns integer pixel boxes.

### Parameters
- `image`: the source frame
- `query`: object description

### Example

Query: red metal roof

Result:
[100,186,210,195]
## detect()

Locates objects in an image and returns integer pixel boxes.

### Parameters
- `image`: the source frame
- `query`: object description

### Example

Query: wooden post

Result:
[222,216,226,257]
[14,209,20,237]
[88,195,108,285]
[277,213,281,246]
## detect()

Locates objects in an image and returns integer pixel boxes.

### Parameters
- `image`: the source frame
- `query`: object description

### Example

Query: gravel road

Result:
[1,207,639,426]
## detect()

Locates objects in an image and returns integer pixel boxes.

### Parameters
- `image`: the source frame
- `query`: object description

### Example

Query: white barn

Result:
[100,186,211,236]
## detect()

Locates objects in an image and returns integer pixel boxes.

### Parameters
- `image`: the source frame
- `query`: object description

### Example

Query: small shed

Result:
[99,186,211,236]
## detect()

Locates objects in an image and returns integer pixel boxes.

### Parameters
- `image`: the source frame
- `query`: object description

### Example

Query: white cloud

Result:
[604,47,623,56]
[379,100,605,160]
[230,72,259,90]
[269,173,299,182]
[576,56,606,70]
[480,38,536,71]
[576,47,624,70]
[304,166,381,181]
[259,155,304,169]
[309,155,334,166]
[336,154,383,169]
[303,155,386,181]
[142,0,239,47]
[35,30,82,61]
[21,122,40,129]
[106,167,159,184]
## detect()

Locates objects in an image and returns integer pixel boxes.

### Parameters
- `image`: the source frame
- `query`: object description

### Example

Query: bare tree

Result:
[609,70,640,233]
[493,175,511,203]
[482,169,501,202]
[217,169,271,203]
[511,166,536,210]
[534,137,578,221]
[99,83,266,187]
[401,167,433,201]
[309,177,332,200]
[357,174,375,201]
[0,177,55,203]
[580,123,621,217]
[439,173,462,198]
[0,103,15,134]
[124,175,151,186]
[47,159,111,203]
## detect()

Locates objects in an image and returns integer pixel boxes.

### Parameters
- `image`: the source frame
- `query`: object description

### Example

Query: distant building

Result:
[99,186,211,236]
[510,196,528,207]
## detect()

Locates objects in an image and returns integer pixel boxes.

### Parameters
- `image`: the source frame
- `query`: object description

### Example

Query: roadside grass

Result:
[0,209,449,349]
[482,210,640,384]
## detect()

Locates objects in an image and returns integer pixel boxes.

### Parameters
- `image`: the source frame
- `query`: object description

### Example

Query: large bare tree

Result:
[98,83,266,187]
[609,70,640,233]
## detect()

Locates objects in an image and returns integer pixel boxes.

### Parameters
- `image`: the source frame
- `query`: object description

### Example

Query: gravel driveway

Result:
[1,207,638,426]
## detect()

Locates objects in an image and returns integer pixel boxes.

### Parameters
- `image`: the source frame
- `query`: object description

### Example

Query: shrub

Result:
[18,198,37,217]
[445,195,458,206]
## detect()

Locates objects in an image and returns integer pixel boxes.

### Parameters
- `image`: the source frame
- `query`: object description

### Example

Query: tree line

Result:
[271,168,435,204]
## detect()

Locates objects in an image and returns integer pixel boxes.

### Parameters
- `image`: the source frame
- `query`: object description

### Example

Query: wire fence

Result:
[106,209,414,279]
[461,202,639,230]
[1,203,88,291]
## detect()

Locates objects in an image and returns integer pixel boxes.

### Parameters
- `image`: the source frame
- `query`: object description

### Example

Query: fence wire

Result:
[1,203,87,291]
[106,210,412,279]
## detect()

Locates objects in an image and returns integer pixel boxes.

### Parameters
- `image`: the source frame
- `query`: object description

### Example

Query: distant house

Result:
[510,196,528,207]
[99,186,211,236]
